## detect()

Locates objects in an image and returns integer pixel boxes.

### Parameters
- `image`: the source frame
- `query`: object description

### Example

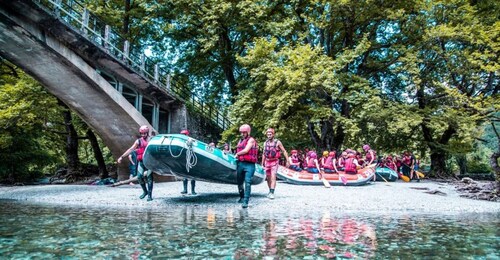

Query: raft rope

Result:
[167,136,197,172]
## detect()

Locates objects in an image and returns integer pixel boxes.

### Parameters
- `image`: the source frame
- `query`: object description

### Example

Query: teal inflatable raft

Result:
[143,134,265,185]
[375,167,398,182]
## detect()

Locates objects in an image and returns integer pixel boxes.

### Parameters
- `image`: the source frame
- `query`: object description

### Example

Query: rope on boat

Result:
[167,136,197,172]
[184,138,197,172]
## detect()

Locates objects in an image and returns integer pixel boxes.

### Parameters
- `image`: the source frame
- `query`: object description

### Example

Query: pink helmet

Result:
[348,153,356,158]
[180,129,190,136]
[239,124,251,134]
[291,150,298,154]
[310,152,317,159]
[266,128,275,135]
[139,125,149,134]
[363,144,370,151]
[329,151,336,157]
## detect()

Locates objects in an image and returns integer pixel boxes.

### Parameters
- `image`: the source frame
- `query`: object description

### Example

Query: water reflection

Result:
[0,201,498,259]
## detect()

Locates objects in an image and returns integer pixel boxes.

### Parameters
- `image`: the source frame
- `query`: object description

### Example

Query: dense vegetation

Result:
[0,0,498,182]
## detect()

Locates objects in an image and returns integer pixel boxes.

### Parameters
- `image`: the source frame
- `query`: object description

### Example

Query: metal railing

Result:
[35,0,232,130]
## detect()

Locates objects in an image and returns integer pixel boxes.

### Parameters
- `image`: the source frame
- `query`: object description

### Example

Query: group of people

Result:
[117,123,421,208]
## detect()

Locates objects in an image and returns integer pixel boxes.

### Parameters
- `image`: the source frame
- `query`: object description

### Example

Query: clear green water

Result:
[0,201,498,259]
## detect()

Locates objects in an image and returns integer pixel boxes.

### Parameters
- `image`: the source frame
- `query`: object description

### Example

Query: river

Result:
[0,201,498,259]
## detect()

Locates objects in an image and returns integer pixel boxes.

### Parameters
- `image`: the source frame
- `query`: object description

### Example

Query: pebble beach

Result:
[1,179,499,216]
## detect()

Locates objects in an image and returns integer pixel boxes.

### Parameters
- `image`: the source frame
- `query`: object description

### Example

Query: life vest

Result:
[323,156,335,169]
[237,136,258,163]
[291,155,300,164]
[344,158,357,173]
[338,157,345,167]
[402,155,412,166]
[264,139,281,160]
[136,137,148,162]
[365,149,377,163]
[307,158,316,169]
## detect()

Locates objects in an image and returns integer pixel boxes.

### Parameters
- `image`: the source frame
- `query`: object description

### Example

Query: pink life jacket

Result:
[338,157,345,167]
[323,156,335,169]
[307,158,316,169]
[344,158,357,173]
[365,149,377,163]
[291,155,300,164]
[136,137,148,162]
[237,136,258,163]
[264,139,281,160]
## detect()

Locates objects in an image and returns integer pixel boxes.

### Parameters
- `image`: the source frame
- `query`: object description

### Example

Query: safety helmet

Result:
[266,128,275,135]
[180,129,190,136]
[139,125,149,134]
[291,150,298,154]
[329,151,336,157]
[310,152,317,159]
[362,144,370,151]
[239,124,251,134]
[323,151,329,157]
[348,153,356,158]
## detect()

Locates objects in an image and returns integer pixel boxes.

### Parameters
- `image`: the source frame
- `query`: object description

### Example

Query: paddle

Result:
[398,172,410,182]
[319,171,331,188]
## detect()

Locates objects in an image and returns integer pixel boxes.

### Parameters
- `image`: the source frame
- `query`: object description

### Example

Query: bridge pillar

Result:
[170,104,189,134]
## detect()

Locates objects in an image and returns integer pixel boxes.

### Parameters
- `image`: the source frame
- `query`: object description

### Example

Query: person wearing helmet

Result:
[261,128,289,199]
[234,124,258,208]
[320,151,329,168]
[305,151,322,174]
[118,125,154,201]
[288,150,302,172]
[322,151,339,173]
[344,153,360,174]
[362,144,377,166]
[180,129,197,195]
[337,151,348,171]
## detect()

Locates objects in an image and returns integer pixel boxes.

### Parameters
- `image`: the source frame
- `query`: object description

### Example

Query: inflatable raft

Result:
[143,134,265,185]
[276,165,376,186]
[374,167,398,182]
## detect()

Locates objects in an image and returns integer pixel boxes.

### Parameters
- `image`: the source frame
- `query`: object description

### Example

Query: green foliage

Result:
[0,65,63,182]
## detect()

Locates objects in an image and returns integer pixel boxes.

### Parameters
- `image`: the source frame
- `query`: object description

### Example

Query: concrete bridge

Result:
[0,0,231,178]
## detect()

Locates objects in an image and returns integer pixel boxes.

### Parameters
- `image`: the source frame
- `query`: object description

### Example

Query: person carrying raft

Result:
[288,150,302,172]
[117,125,154,201]
[234,124,258,208]
[180,129,197,195]
[261,128,289,199]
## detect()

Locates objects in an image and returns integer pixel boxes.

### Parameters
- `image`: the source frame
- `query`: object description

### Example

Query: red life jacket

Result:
[344,158,357,173]
[291,155,300,164]
[307,158,316,168]
[237,136,258,163]
[365,149,377,163]
[264,139,281,160]
[136,137,148,162]
[403,156,412,165]
[338,157,345,167]
[323,156,335,169]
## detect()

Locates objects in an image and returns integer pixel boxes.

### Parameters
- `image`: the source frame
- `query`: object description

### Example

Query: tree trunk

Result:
[430,152,448,178]
[86,128,108,179]
[456,155,467,176]
[60,102,79,176]
[490,151,500,189]
[123,0,131,38]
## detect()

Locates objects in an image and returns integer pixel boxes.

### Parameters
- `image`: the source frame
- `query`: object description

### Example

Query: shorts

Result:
[264,160,279,176]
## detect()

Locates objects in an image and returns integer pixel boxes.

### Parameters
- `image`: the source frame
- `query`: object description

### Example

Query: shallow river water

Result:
[0,201,498,259]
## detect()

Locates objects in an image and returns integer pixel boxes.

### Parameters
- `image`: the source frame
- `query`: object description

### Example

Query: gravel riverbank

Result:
[1,179,499,215]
